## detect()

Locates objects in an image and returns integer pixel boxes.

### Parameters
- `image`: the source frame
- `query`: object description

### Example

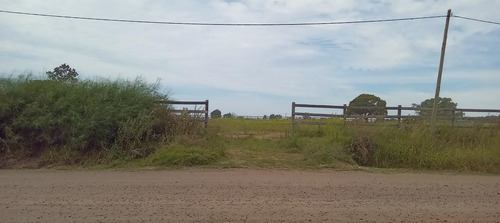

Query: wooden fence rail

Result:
[291,102,500,127]
[157,100,209,128]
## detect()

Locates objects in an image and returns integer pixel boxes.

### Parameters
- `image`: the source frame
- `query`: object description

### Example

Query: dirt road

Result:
[0,169,499,222]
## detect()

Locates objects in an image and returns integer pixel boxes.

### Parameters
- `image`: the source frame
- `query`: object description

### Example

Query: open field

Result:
[1,77,499,173]
[1,169,499,222]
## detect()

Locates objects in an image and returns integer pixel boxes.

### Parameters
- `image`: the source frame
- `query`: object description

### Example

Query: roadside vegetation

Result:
[208,118,499,173]
[339,120,500,173]
[0,74,214,167]
[1,70,498,174]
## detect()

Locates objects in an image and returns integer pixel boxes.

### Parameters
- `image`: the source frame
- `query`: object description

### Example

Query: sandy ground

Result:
[0,169,499,222]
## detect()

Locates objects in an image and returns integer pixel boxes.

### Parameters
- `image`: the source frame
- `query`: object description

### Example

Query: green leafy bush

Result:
[0,76,202,165]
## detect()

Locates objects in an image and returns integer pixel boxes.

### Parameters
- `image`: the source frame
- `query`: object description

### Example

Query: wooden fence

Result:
[291,102,500,127]
[158,100,209,128]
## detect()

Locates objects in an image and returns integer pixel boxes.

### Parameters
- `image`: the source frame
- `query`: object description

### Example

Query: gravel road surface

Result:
[0,169,499,222]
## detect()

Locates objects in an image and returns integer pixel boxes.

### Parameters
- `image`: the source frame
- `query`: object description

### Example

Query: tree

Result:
[210,109,222,119]
[269,114,282,119]
[346,94,387,117]
[223,113,236,118]
[46,63,78,81]
[412,97,463,117]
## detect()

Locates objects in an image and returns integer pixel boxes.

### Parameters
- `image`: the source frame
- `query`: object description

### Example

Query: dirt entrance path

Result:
[0,169,498,222]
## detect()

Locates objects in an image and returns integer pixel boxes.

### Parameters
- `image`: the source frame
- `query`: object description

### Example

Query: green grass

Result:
[212,137,351,169]
[205,118,500,173]
[203,118,354,169]
[209,118,291,135]
[144,145,224,166]
[2,75,498,173]
[369,125,500,173]
[222,137,304,168]
[43,117,500,174]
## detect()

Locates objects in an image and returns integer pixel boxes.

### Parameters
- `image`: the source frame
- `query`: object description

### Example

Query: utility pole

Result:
[431,9,452,128]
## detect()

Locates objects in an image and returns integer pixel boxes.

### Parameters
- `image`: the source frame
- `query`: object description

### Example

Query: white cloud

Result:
[1,0,499,115]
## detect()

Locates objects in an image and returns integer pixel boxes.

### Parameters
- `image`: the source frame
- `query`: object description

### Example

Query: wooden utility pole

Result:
[431,9,452,128]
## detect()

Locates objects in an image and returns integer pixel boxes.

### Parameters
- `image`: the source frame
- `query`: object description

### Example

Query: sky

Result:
[1,0,499,116]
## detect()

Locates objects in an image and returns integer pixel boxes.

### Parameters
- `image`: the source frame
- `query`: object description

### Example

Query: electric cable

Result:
[0,9,446,26]
[453,15,500,26]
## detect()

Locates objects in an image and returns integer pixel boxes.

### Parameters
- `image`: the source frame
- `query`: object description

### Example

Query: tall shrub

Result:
[0,76,199,163]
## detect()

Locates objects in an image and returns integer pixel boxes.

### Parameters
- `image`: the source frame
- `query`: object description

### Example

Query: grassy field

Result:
[208,118,354,169]
[113,118,499,174]
[1,76,499,173]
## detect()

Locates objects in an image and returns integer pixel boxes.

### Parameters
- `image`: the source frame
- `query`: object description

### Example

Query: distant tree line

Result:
[210,109,237,119]
[347,93,462,119]
[207,94,463,120]
[210,109,285,119]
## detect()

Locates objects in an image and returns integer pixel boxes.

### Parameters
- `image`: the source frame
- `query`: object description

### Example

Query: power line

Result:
[453,15,500,26]
[0,9,446,26]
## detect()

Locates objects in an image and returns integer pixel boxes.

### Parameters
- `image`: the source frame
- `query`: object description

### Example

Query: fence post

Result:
[343,104,347,122]
[291,102,296,127]
[451,109,455,127]
[204,100,209,129]
[397,105,402,127]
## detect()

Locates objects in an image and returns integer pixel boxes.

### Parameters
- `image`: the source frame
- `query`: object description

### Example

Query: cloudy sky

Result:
[1,0,499,116]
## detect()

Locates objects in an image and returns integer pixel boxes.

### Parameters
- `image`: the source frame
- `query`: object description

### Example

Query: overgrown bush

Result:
[0,75,202,165]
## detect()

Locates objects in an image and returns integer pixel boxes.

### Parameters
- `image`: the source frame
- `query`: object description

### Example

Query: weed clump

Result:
[343,120,375,166]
